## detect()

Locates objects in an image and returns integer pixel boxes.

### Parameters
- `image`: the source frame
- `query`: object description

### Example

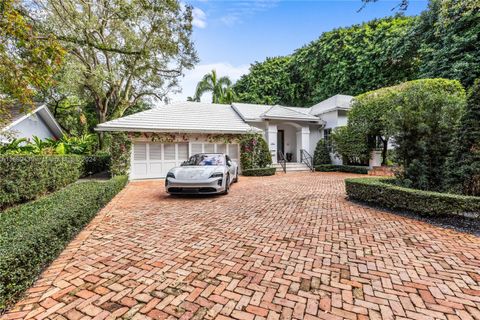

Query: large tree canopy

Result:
[0,0,64,132]
[234,16,417,107]
[235,0,480,107]
[233,56,296,105]
[413,0,480,88]
[33,0,197,146]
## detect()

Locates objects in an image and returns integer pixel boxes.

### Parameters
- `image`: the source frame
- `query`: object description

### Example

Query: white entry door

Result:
[131,142,188,179]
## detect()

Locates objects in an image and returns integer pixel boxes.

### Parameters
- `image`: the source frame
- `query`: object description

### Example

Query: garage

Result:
[131,141,239,179]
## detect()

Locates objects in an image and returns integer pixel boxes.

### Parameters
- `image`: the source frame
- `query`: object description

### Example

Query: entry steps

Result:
[273,162,312,173]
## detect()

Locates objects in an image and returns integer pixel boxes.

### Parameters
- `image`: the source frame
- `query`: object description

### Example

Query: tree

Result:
[313,140,331,165]
[233,56,296,105]
[389,79,466,192]
[447,79,480,196]
[34,0,197,147]
[234,17,418,107]
[413,0,480,89]
[0,0,64,134]
[348,88,398,165]
[331,126,370,165]
[194,70,236,104]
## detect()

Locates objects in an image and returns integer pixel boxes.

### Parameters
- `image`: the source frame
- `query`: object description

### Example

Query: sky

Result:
[169,0,429,102]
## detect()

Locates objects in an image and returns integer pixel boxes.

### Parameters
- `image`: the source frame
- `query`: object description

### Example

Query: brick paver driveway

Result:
[4,172,480,320]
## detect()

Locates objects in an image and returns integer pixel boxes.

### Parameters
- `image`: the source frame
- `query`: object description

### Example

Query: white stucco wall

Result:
[9,114,56,141]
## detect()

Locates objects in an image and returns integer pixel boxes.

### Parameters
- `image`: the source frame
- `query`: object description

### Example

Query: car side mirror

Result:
[181,161,187,166]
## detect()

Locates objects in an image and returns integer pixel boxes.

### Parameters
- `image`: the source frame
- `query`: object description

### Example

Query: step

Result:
[273,162,312,172]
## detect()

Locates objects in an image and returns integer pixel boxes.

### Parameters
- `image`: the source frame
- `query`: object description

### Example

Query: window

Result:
[323,128,333,152]
[323,128,332,141]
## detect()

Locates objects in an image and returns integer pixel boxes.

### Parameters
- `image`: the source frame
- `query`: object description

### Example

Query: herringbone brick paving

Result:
[3,172,480,320]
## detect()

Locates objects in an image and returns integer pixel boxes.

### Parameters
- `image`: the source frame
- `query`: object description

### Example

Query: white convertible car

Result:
[165,153,238,195]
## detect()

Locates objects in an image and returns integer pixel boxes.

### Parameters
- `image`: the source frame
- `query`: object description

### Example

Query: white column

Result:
[265,122,278,163]
[296,126,310,162]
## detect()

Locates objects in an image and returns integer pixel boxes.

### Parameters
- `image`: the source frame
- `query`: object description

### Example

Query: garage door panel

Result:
[132,162,148,178]
[164,144,176,160]
[149,143,162,160]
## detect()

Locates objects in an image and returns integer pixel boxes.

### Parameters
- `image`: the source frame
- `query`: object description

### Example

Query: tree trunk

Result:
[381,138,388,166]
[96,102,108,150]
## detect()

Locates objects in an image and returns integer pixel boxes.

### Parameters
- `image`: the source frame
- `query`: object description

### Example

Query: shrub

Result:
[110,133,132,176]
[388,79,466,191]
[242,167,276,176]
[313,139,331,165]
[0,176,128,311]
[239,133,272,170]
[315,164,369,174]
[447,79,480,196]
[345,178,480,217]
[83,154,111,176]
[0,155,83,209]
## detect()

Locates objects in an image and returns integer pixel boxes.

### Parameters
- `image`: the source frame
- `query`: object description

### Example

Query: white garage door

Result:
[131,142,239,179]
[131,142,189,179]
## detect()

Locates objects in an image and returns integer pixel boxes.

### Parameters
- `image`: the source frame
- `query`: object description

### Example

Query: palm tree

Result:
[193,70,236,104]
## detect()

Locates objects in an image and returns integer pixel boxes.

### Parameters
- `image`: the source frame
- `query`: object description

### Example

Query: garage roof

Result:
[96,102,260,134]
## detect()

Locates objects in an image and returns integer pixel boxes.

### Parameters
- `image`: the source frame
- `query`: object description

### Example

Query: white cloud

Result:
[192,7,207,28]
[168,62,250,103]
[219,0,279,26]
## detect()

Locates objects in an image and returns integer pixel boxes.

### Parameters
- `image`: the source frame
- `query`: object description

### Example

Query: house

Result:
[1,104,63,143]
[96,94,353,179]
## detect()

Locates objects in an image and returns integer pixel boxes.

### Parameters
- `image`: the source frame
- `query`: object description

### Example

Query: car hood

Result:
[170,166,224,180]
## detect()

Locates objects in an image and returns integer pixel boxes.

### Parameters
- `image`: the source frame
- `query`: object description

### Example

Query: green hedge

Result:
[0,176,128,311]
[242,167,276,176]
[0,155,84,209]
[315,164,369,174]
[83,154,111,177]
[345,178,480,217]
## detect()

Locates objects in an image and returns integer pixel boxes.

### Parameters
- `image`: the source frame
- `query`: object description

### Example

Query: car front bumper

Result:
[165,177,225,194]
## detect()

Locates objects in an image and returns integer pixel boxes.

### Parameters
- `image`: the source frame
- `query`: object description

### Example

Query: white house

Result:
[96,94,354,179]
[1,104,63,143]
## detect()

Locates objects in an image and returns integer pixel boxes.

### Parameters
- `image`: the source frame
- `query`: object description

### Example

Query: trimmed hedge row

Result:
[83,154,111,176]
[315,164,369,174]
[0,176,128,311]
[0,155,83,209]
[345,178,480,217]
[242,167,276,176]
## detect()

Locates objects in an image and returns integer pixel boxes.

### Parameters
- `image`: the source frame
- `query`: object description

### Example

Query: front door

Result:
[277,130,285,160]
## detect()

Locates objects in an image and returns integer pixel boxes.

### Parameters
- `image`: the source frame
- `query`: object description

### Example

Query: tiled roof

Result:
[261,105,319,121]
[96,102,259,134]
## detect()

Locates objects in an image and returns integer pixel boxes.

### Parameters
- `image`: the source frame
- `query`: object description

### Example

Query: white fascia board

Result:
[94,126,261,134]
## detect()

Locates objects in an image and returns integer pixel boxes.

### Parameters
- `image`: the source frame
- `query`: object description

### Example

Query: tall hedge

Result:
[388,79,466,192]
[447,79,480,196]
[0,176,128,311]
[0,155,83,209]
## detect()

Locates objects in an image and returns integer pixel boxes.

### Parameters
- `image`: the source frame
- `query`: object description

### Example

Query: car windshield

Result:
[185,154,225,166]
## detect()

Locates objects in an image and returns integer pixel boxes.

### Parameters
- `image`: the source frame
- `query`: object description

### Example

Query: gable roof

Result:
[96,101,260,134]
[261,105,319,121]
[2,104,63,137]
[309,94,353,115]
[232,103,319,122]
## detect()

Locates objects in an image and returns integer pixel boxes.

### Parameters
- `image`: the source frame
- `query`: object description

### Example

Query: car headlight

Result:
[210,172,223,178]
[166,172,175,179]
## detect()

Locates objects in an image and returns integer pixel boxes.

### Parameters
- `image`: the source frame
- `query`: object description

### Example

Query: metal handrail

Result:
[300,149,315,172]
[277,150,287,173]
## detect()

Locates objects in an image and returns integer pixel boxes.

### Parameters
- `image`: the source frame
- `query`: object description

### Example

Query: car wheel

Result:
[223,175,230,195]
[233,170,239,183]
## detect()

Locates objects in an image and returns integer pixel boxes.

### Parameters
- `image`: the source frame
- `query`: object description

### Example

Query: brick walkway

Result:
[3,172,480,320]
